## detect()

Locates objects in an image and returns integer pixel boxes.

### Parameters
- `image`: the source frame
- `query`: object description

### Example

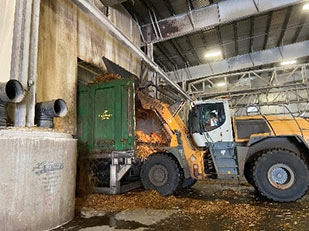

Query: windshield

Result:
[189,103,226,133]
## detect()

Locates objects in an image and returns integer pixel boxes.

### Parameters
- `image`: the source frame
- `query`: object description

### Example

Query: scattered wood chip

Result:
[89,73,121,84]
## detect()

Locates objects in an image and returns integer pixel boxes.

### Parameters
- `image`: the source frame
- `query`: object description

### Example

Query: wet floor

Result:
[56,180,309,231]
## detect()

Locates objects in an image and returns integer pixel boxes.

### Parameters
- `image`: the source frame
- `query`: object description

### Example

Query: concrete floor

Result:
[56,180,309,231]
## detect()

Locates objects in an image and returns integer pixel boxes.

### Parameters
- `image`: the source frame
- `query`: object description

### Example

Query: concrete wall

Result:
[36,0,141,134]
[0,0,16,82]
[0,129,77,230]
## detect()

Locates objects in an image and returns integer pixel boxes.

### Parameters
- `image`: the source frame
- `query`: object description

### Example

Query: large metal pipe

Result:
[0,80,25,103]
[0,80,25,127]
[35,99,68,128]
[72,0,191,101]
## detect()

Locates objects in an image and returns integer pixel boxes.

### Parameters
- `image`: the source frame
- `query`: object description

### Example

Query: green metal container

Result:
[77,79,135,154]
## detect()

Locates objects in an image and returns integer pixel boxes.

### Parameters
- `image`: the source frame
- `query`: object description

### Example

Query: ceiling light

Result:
[217,82,226,87]
[280,60,297,66]
[205,50,222,58]
[303,3,309,10]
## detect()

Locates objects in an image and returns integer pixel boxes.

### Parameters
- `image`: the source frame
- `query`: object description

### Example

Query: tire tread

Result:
[252,148,309,202]
[141,153,182,196]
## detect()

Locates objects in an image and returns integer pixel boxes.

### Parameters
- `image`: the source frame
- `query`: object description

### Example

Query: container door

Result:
[92,79,135,152]
[119,81,134,150]
[94,85,117,151]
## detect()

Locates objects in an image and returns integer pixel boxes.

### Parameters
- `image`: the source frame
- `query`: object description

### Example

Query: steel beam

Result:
[216,27,225,59]
[277,6,292,46]
[100,0,127,7]
[230,91,309,116]
[168,40,309,82]
[232,98,309,108]
[263,11,273,49]
[140,0,162,19]
[125,3,146,25]
[163,0,176,16]
[155,43,176,68]
[72,0,191,100]
[249,16,254,52]
[292,16,307,43]
[187,63,309,115]
[141,0,305,44]
[170,40,189,65]
[233,22,239,56]
[185,35,201,64]
[188,64,309,107]
[197,83,307,98]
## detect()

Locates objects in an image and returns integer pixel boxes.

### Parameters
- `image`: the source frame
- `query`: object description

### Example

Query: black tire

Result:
[244,161,254,185]
[253,149,309,202]
[182,178,197,189]
[141,153,182,196]
[245,158,259,190]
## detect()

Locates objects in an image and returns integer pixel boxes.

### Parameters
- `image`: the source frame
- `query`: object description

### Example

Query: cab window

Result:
[189,103,226,133]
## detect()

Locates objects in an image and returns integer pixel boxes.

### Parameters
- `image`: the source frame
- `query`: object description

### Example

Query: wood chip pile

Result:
[135,131,167,160]
[76,190,268,228]
[136,131,166,144]
[135,145,157,160]
[90,73,121,84]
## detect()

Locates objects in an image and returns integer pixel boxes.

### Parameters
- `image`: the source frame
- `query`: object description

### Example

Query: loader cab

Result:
[188,100,233,148]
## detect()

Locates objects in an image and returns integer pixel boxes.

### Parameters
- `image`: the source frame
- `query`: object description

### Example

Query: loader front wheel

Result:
[141,153,182,196]
[253,149,309,202]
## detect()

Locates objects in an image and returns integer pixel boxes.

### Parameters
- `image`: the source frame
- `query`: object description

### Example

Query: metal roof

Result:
[123,0,309,72]
[123,0,222,24]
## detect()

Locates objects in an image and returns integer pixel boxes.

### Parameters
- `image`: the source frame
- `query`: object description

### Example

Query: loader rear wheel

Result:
[141,153,182,196]
[253,149,309,202]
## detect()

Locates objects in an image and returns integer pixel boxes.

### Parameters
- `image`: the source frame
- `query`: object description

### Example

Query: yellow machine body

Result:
[233,115,309,143]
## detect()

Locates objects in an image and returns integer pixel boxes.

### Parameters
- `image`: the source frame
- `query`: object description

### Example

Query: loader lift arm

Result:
[137,91,206,179]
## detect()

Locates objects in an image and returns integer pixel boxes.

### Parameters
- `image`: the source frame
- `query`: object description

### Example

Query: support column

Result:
[10,0,41,126]
[110,158,120,194]
[0,0,16,83]
[26,0,41,126]
[181,81,190,123]
[146,43,157,97]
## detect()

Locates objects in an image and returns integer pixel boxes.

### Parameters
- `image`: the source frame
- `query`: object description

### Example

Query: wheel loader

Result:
[137,90,309,202]
[77,79,309,202]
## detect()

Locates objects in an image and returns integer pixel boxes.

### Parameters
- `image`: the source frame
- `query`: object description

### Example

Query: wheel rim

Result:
[148,164,168,187]
[267,163,295,190]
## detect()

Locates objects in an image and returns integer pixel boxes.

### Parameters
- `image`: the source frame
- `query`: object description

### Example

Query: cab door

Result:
[204,101,233,143]
[190,101,233,147]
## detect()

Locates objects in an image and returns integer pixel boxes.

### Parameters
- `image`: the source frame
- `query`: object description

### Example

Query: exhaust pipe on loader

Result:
[0,80,25,127]
[35,99,68,128]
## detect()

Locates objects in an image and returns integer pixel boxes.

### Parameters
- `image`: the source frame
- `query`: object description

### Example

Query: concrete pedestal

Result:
[0,128,77,230]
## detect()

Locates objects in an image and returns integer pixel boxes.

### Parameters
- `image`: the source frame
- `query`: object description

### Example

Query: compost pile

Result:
[135,131,167,160]
[76,190,268,228]
[90,73,121,84]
